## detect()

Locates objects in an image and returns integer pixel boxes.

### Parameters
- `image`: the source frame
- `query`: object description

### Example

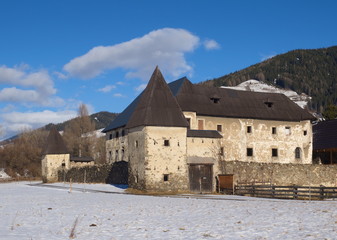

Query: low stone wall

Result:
[220,161,337,187]
[57,161,128,184]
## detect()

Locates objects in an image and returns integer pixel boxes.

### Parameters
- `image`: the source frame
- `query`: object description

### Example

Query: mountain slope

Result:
[44,111,118,132]
[203,46,337,112]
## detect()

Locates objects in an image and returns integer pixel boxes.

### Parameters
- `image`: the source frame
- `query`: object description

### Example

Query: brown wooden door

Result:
[189,164,213,193]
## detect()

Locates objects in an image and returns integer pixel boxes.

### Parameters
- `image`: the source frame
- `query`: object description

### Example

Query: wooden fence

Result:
[235,183,337,200]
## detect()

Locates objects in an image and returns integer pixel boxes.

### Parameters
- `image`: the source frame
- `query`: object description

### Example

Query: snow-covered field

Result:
[1,182,336,240]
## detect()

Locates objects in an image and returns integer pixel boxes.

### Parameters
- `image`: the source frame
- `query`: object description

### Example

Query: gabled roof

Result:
[174,80,314,122]
[313,119,337,150]
[126,67,188,129]
[43,127,69,155]
[103,69,314,133]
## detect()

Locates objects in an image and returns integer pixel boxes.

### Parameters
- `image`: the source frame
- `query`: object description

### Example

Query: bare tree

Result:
[63,103,96,157]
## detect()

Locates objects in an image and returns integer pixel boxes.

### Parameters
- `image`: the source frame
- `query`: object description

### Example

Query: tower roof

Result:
[126,67,189,129]
[43,127,69,155]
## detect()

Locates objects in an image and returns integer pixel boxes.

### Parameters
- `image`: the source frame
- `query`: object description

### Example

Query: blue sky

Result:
[0,0,336,140]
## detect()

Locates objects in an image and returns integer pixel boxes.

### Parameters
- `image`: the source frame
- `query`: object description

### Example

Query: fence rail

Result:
[235,184,337,200]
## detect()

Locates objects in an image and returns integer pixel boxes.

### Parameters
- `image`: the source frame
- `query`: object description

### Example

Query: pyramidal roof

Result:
[43,127,69,155]
[125,67,188,129]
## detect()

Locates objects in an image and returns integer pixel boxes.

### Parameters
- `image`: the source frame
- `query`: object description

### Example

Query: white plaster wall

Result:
[105,128,128,164]
[41,154,70,182]
[185,112,312,164]
[143,126,188,191]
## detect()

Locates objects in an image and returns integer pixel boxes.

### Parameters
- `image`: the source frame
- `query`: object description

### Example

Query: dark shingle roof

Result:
[313,119,337,150]
[175,79,314,122]
[126,67,188,129]
[43,127,69,155]
[103,69,314,133]
[187,130,223,138]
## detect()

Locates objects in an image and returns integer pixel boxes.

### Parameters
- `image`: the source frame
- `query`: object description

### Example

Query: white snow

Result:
[1,181,336,239]
[0,168,11,180]
[222,80,311,109]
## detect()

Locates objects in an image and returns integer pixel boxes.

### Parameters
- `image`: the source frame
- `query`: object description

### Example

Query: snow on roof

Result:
[221,79,311,109]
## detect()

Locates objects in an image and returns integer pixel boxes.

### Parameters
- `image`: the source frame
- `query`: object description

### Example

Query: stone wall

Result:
[220,161,337,187]
[57,161,128,184]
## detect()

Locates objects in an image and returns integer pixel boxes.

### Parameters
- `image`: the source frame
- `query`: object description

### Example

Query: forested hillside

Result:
[203,46,337,112]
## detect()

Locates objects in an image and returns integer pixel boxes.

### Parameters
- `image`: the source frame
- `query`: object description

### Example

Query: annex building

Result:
[103,67,314,193]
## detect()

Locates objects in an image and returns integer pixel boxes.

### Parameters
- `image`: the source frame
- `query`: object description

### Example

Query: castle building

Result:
[41,127,94,183]
[103,67,314,192]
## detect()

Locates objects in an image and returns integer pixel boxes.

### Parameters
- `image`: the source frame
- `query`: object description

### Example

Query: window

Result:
[247,148,253,157]
[115,131,119,138]
[115,150,119,161]
[220,147,224,156]
[272,148,278,157]
[295,147,301,158]
[198,119,204,130]
[247,126,252,133]
[186,118,191,129]
[285,127,291,136]
[303,130,307,136]
[164,140,170,146]
[163,174,169,182]
[109,134,113,140]
[211,97,220,103]
[217,124,222,132]
[122,129,125,136]
[272,127,277,135]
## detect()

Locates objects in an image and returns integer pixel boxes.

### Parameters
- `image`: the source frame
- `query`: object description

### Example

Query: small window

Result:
[247,148,253,157]
[303,130,307,136]
[272,148,278,157]
[285,127,291,136]
[295,147,301,158]
[109,134,113,140]
[198,119,204,130]
[163,174,169,182]
[220,147,224,156]
[164,140,170,146]
[115,131,119,138]
[122,129,125,136]
[217,124,222,132]
[211,97,220,103]
[247,126,252,133]
[61,163,66,167]
[272,127,277,135]
[115,150,119,161]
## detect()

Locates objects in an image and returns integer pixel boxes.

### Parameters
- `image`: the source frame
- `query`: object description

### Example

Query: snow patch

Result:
[0,168,11,179]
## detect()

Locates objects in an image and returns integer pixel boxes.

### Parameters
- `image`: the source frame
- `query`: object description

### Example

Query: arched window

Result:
[295,147,301,158]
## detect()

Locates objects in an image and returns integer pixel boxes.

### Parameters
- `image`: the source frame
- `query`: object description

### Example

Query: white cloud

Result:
[0,65,59,106]
[203,39,220,50]
[113,93,125,98]
[63,28,200,80]
[98,85,116,93]
[0,110,77,139]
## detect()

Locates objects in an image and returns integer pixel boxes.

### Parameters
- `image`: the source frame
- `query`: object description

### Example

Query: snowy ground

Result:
[0,182,336,240]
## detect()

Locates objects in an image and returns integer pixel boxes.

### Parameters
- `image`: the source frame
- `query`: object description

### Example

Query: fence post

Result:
[293,186,298,199]
[320,185,324,200]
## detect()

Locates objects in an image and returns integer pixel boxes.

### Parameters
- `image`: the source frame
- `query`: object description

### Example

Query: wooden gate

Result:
[189,164,213,193]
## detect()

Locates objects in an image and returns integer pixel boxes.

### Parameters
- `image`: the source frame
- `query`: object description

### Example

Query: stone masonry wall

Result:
[57,161,128,184]
[220,161,337,187]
